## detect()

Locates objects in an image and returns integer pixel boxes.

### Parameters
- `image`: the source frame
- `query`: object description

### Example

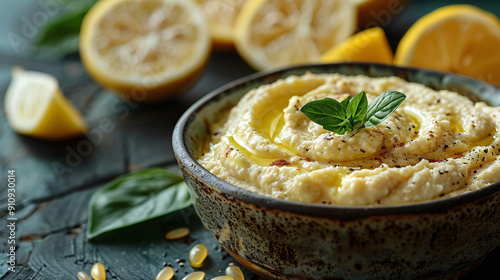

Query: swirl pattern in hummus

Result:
[198,74,500,205]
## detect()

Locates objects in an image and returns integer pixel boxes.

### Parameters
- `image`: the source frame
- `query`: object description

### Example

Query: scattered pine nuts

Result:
[78,228,243,280]
[165,227,190,240]
[189,244,208,268]
[211,276,234,280]
[77,271,91,280]
[91,262,106,280]
[225,264,244,280]
[181,271,205,280]
[156,266,175,280]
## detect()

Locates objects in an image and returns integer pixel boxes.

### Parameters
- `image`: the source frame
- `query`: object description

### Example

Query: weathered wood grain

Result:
[1,3,500,277]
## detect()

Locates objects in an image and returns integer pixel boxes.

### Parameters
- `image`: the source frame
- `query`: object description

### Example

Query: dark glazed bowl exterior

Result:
[173,63,500,280]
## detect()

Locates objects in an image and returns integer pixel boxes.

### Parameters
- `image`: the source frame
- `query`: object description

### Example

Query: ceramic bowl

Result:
[172,63,500,280]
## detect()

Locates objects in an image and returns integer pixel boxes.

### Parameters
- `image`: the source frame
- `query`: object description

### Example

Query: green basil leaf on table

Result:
[364,90,406,128]
[87,168,191,240]
[32,1,96,58]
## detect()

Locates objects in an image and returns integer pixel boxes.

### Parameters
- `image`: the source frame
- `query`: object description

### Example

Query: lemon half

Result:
[194,0,247,50]
[80,0,211,103]
[394,5,500,87]
[234,0,358,71]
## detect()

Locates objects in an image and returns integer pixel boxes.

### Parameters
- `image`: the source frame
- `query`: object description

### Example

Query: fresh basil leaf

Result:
[301,90,406,135]
[364,90,406,128]
[34,9,87,47]
[346,91,368,125]
[323,125,348,135]
[31,0,96,58]
[340,96,351,107]
[87,168,191,240]
[300,98,347,127]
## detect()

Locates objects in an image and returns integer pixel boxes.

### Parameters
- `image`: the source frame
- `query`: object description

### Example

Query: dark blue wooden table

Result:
[0,1,499,279]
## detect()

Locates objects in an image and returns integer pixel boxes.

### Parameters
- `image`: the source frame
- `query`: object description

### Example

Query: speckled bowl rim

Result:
[173,62,500,219]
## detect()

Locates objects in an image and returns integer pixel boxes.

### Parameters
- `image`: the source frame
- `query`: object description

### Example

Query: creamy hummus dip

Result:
[198,73,500,205]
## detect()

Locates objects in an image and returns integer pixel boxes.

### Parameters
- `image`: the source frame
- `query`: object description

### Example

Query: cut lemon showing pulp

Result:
[321,27,393,64]
[234,0,358,71]
[80,0,211,103]
[4,67,87,141]
[394,5,500,87]
[193,0,247,50]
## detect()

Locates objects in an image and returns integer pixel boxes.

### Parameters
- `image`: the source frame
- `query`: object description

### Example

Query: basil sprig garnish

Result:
[300,90,406,135]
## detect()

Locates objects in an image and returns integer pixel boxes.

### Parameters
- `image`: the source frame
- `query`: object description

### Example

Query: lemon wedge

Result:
[193,0,247,50]
[321,27,393,64]
[80,0,211,103]
[4,67,87,141]
[394,5,500,87]
[234,0,358,71]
